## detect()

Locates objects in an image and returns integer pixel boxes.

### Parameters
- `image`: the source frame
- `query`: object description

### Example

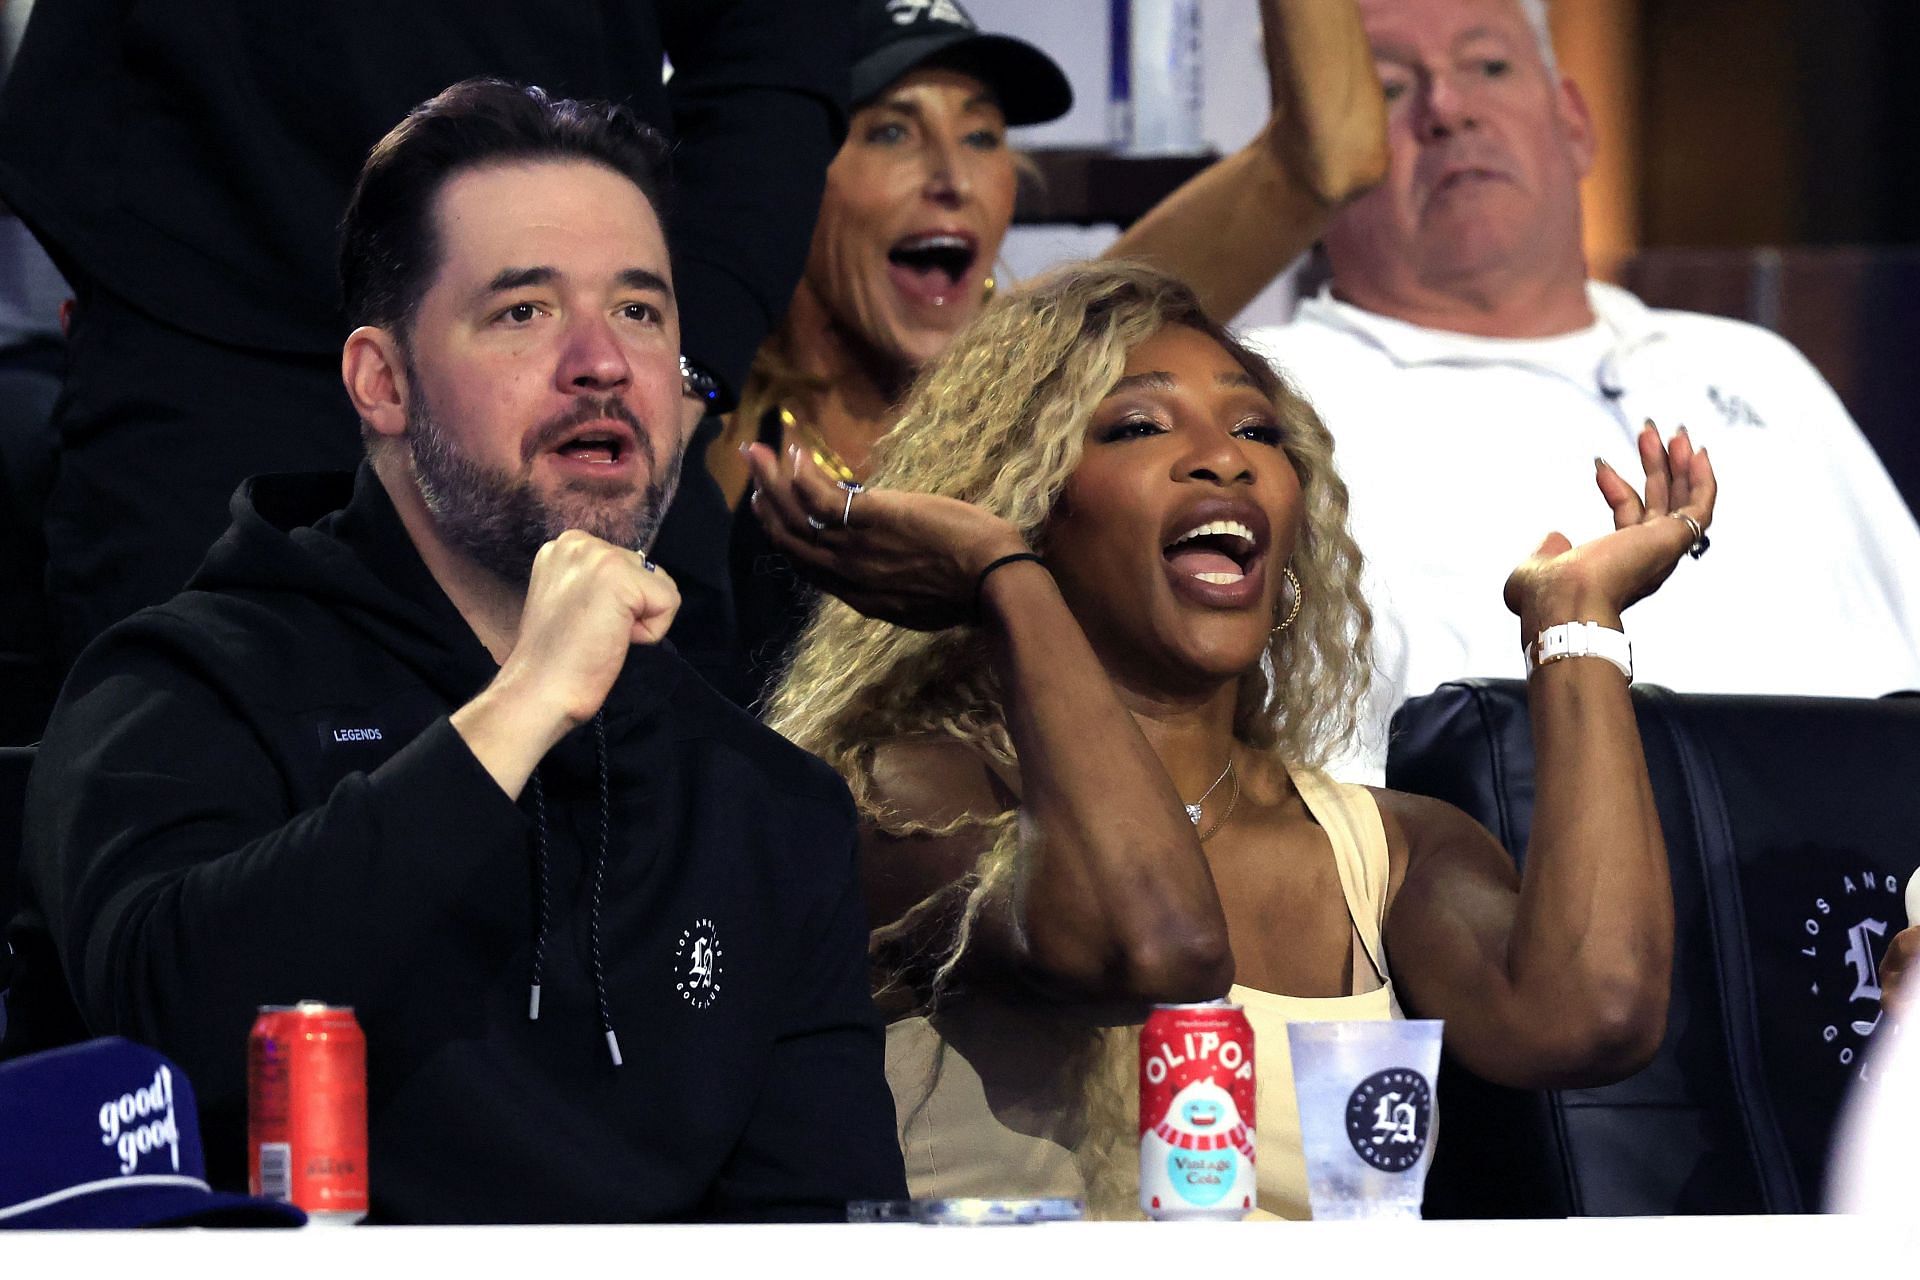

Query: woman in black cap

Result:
[704,0,1387,704]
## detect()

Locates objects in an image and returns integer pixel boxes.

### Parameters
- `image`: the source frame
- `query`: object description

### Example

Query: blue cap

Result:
[0,1037,308,1228]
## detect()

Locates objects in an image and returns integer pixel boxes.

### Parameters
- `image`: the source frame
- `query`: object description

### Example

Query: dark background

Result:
[1626,0,1920,513]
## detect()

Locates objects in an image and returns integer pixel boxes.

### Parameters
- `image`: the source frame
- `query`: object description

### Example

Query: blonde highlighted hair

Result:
[768,261,1373,1213]
[771,260,1370,808]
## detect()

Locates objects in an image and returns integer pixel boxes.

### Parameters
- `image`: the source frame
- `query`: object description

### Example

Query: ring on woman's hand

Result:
[1671,511,1710,560]
[805,514,828,537]
[839,480,863,528]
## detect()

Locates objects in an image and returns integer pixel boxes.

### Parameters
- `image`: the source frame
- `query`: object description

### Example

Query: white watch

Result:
[1525,620,1632,681]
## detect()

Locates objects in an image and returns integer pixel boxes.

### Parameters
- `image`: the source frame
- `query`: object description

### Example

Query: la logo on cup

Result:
[1343,1068,1432,1172]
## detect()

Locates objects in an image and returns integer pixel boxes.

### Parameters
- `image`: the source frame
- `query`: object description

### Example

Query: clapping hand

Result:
[1504,421,1719,631]
[743,442,1030,631]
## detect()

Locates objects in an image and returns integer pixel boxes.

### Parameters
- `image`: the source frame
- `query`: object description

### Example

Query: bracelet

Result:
[678,354,722,407]
[974,552,1045,623]
[1525,620,1633,682]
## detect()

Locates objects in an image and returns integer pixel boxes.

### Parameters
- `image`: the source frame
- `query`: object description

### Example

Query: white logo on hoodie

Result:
[98,1067,182,1176]
[675,917,724,1010]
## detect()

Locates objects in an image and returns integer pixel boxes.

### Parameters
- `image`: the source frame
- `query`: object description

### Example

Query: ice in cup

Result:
[1285,1019,1443,1220]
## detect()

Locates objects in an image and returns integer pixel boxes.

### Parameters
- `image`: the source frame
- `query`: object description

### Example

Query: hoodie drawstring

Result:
[524,710,622,1068]
[528,771,552,1021]
[589,712,621,1066]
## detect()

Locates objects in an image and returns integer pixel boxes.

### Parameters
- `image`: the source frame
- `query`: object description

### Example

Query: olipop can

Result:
[1139,1001,1255,1219]
[248,1001,369,1223]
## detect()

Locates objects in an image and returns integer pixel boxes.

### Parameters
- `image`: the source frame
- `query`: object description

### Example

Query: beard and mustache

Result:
[405,387,684,584]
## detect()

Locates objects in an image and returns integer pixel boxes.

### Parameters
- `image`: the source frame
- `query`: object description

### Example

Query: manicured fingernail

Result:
[1643,418,1657,432]
[1594,456,1610,471]
[1677,424,1691,439]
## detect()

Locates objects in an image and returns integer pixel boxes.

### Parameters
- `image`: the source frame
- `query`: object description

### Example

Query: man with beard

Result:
[5,79,906,1224]
[1249,0,1920,781]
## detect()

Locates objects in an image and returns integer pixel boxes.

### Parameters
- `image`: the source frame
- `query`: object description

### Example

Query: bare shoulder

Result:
[869,733,1016,828]
[862,735,1017,937]
[1364,786,1516,900]
[1366,787,1487,850]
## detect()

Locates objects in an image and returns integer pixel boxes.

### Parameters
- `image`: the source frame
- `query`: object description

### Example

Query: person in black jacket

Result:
[8,79,905,1224]
[0,0,849,667]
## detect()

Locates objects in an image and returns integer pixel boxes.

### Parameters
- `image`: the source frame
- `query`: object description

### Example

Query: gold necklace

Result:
[1195,763,1239,843]
[779,406,860,486]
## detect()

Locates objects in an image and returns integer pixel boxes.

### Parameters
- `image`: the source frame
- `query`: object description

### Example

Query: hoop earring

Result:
[1271,566,1302,635]
[981,274,997,303]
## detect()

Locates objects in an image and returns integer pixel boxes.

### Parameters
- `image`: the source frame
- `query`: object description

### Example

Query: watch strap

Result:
[678,354,722,407]
[1525,620,1632,681]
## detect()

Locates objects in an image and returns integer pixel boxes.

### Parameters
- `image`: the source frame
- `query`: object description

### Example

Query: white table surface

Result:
[4,1215,1914,1280]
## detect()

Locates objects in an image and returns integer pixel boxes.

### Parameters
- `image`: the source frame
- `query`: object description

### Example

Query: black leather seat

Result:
[1390,680,1919,1216]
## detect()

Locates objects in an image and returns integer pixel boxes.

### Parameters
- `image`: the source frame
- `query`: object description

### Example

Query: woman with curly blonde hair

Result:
[688,0,1389,706]
[745,261,1716,1219]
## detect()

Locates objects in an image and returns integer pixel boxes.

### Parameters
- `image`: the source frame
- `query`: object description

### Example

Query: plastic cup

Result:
[1285,1020,1444,1220]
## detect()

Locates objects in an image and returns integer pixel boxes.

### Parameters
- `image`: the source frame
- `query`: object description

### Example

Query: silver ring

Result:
[1671,511,1709,560]
[805,514,827,535]
[841,486,858,528]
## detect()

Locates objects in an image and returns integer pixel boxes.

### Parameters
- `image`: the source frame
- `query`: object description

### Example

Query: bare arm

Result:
[1381,426,1718,1089]
[1378,656,1670,1090]
[1105,0,1387,322]
[747,443,1233,1002]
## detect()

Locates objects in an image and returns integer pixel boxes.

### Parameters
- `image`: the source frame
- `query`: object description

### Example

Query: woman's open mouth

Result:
[886,232,979,308]
[1165,520,1257,585]
[1161,517,1266,608]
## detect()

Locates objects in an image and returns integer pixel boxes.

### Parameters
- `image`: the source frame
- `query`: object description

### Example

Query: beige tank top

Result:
[885,763,1402,1220]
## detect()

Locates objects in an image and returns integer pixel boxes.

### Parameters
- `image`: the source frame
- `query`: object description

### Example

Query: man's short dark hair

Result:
[339,78,671,336]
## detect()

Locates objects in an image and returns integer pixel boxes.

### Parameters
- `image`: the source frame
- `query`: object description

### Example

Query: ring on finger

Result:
[839,479,863,528]
[1670,511,1710,560]
[805,514,828,538]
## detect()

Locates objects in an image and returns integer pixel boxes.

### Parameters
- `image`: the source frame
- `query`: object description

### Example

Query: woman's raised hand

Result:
[1503,421,1719,630]
[743,442,1030,631]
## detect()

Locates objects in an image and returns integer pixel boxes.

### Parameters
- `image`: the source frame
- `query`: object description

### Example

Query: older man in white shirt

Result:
[1247,0,1920,781]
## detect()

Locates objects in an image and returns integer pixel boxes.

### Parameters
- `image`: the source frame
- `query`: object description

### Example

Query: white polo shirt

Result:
[1246,282,1920,783]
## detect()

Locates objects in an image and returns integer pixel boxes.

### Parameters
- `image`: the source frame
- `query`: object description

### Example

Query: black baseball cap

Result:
[852,0,1073,127]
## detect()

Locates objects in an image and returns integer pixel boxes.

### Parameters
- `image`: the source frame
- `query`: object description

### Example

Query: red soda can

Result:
[248,1001,369,1223]
[1139,1000,1256,1219]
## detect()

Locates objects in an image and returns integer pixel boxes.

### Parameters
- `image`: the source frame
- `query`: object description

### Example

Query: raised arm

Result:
[746,443,1232,1003]
[1104,0,1387,322]
[25,530,679,1103]
[1381,424,1717,1089]
[660,0,851,404]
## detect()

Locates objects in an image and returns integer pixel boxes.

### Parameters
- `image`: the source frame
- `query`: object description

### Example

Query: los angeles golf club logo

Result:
[1345,1068,1431,1171]
[674,917,723,1010]
[1798,868,1905,1080]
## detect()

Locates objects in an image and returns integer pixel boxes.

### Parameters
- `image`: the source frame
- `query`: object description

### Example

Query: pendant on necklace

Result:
[1185,804,1203,826]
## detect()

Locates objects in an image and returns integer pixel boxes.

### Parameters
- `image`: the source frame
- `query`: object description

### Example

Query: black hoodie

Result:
[14,467,905,1223]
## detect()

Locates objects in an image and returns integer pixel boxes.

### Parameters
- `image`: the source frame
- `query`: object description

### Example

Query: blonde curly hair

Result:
[771,259,1370,827]
[768,260,1373,1212]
